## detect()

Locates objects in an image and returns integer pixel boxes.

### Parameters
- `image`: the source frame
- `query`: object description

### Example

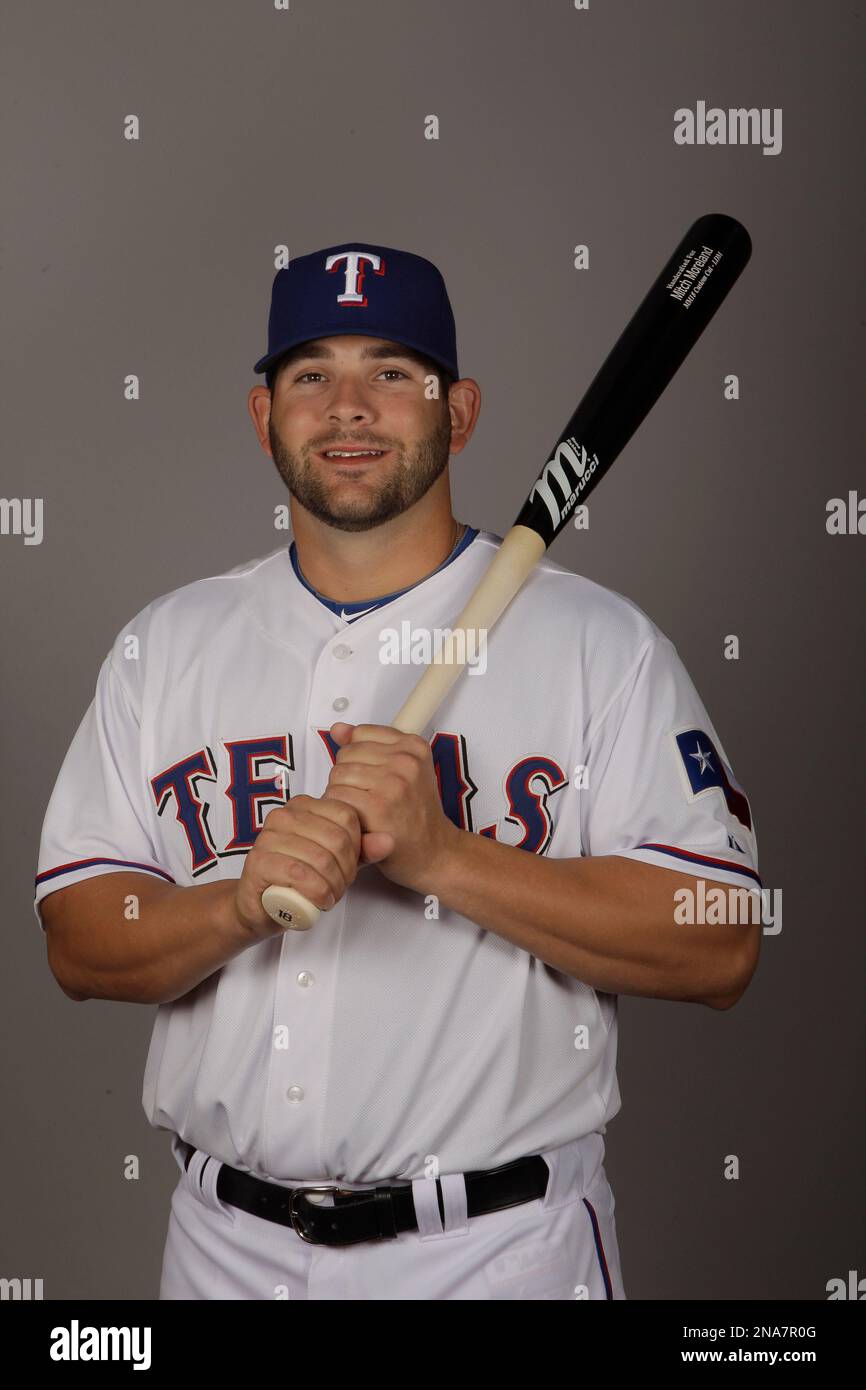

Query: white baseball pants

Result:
[159,1130,626,1301]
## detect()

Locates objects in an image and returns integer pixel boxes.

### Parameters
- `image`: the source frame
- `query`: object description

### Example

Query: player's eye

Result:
[293,369,408,384]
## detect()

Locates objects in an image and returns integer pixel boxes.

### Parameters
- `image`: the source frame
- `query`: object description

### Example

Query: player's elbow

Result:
[704,926,761,1010]
[58,978,91,1003]
[704,985,743,1011]
[47,952,91,1001]
[45,931,91,1001]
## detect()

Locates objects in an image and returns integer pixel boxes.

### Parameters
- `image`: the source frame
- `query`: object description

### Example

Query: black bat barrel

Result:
[515,213,752,546]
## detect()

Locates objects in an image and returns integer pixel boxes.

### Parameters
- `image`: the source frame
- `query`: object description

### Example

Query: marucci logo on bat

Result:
[529,437,600,529]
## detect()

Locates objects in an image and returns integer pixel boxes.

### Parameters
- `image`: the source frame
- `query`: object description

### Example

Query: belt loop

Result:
[439,1173,469,1233]
[411,1176,445,1238]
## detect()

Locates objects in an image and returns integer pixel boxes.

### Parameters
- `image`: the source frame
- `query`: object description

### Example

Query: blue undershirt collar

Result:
[290,524,478,622]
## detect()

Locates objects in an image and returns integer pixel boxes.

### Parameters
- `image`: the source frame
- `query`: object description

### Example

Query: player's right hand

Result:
[234,795,364,938]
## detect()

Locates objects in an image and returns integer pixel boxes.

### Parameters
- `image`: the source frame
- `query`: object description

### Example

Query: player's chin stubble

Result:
[267,408,452,533]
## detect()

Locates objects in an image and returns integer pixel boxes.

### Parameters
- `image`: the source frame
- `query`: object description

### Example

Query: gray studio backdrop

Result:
[2,0,863,1300]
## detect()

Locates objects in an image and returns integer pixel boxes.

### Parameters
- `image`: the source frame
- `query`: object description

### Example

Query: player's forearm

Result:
[49,874,255,1006]
[430,832,754,1008]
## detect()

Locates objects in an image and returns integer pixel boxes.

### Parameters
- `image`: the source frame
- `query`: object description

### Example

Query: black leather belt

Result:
[179,1140,549,1246]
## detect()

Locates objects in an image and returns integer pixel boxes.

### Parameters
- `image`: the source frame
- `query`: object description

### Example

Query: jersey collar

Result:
[289,525,479,623]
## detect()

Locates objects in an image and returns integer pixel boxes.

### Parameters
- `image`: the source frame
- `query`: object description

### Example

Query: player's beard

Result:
[267,406,452,533]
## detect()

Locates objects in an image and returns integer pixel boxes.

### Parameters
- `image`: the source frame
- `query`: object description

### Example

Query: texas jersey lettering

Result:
[152,730,568,878]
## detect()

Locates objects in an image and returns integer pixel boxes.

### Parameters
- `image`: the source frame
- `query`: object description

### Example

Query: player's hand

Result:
[234,794,384,938]
[322,722,462,894]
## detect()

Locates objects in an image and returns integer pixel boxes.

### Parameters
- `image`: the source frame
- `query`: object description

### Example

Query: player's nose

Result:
[324,378,378,420]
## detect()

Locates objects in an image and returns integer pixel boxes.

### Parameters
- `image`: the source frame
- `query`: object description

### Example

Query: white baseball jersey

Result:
[34,527,760,1186]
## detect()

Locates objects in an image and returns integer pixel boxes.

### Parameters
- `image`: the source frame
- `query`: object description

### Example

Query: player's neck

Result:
[292,508,464,604]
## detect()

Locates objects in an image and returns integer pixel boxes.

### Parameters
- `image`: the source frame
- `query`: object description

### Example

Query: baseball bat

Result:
[261,212,752,931]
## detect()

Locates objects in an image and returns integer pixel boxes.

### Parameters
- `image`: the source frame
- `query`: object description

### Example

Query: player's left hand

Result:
[322,722,461,894]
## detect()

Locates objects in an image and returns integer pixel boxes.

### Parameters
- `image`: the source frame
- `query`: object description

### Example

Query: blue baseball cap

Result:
[253,242,460,386]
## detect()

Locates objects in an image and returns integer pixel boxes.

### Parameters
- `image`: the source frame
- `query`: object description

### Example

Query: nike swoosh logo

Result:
[340,603,379,622]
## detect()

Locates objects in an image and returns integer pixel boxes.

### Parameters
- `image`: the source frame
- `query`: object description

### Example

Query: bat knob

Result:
[261,886,322,932]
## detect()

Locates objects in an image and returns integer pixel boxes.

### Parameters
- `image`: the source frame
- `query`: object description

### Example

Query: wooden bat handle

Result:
[260,526,546,931]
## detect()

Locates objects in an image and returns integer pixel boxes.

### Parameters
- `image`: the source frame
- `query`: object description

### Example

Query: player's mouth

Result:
[316,447,391,465]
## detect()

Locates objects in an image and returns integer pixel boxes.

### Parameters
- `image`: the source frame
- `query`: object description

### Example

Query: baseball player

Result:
[35,243,761,1301]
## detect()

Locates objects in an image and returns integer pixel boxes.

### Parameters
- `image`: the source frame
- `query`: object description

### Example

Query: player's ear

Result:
[446,378,481,456]
[248,385,272,445]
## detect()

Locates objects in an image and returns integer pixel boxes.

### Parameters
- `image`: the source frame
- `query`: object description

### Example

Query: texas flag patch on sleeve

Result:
[628,726,760,888]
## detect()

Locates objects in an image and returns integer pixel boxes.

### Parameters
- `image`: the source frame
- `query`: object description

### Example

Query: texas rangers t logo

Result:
[325,250,384,305]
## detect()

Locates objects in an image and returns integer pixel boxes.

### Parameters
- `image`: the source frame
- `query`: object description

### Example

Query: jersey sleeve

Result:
[581,635,760,889]
[33,648,174,931]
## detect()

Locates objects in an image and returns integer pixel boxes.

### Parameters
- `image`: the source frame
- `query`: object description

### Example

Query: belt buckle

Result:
[289,1184,357,1243]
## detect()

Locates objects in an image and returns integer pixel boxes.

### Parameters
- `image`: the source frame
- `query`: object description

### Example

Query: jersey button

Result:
[332,644,352,660]
[296,971,314,989]
[332,697,349,712]
[286,1085,305,1104]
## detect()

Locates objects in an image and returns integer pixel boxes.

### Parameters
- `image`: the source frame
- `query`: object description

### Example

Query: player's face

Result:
[266,336,452,532]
